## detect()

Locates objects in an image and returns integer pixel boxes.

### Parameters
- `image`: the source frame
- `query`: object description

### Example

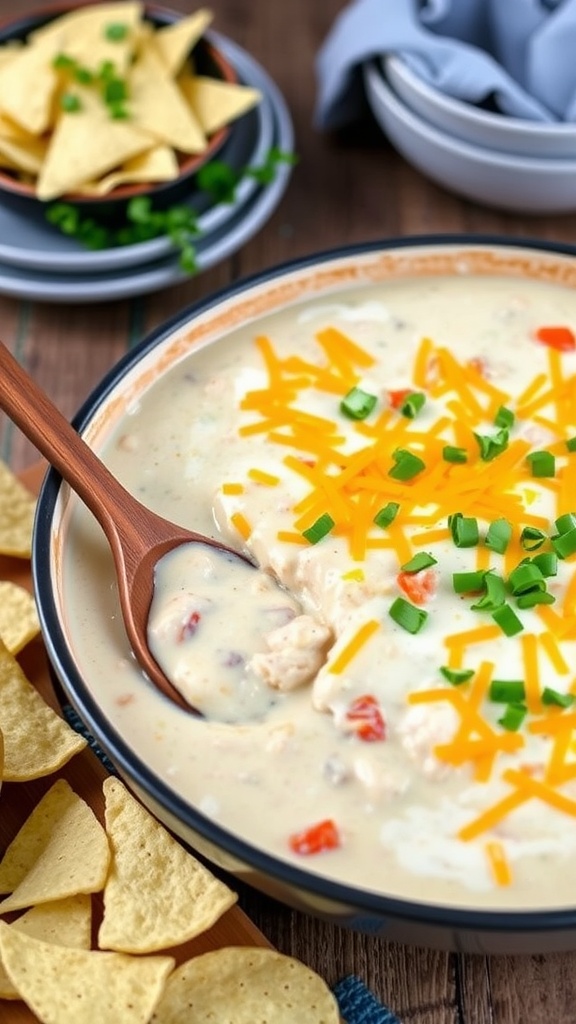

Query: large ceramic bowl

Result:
[385,54,576,159]
[34,235,576,954]
[364,61,576,214]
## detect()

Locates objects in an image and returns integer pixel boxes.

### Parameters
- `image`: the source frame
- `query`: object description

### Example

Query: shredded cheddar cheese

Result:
[222,318,576,865]
[230,511,252,541]
[485,841,513,886]
[327,619,380,675]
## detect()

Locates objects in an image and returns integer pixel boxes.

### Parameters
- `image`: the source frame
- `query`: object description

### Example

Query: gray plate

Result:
[0,32,276,275]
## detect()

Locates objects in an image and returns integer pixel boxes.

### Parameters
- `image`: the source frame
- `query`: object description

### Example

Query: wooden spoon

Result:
[0,341,252,713]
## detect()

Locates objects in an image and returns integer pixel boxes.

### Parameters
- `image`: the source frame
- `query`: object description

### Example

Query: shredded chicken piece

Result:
[249,614,332,690]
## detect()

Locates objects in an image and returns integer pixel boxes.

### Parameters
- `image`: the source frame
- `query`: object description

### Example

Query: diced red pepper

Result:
[288,818,341,856]
[397,568,437,605]
[387,388,412,410]
[178,610,201,642]
[346,694,386,741]
[535,326,576,352]
[467,356,487,376]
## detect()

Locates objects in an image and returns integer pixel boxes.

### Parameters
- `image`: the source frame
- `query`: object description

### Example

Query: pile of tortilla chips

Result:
[0,458,339,1023]
[0,2,261,201]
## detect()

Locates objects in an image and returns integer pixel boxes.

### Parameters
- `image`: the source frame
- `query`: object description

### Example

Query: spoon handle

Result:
[0,341,149,566]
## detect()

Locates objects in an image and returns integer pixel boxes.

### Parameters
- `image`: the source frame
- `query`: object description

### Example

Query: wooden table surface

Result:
[2,2,576,1022]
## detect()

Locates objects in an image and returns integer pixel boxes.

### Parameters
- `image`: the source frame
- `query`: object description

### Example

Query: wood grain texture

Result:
[1,1,576,1020]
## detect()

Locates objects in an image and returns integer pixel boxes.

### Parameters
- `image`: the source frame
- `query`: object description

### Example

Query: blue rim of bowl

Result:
[33,233,576,937]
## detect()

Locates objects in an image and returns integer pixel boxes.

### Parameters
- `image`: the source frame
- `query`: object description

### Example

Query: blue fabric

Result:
[315,0,576,130]
[333,975,402,1024]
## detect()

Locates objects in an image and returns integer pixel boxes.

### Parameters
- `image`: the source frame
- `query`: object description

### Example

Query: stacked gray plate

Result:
[0,34,294,303]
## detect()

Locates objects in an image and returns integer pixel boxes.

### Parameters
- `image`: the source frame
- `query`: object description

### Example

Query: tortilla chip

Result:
[0,779,109,910]
[0,153,20,171]
[0,131,46,174]
[150,947,340,1023]
[31,1,142,76]
[78,144,179,196]
[98,777,237,953]
[0,639,86,781]
[0,923,174,1023]
[0,580,40,653]
[37,83,152,200]
[181,75,261,134]
[0,460,36,557]
[153,9,213,77]
[0,894,92,999]
[0,110,35,142]
[0,35,59,134]
[129,47,206,154]
[0,41,22,70]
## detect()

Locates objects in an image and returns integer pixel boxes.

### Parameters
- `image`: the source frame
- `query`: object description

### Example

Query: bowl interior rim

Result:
[33,233,576,934]
[367,61,576,170]
[384,53,576,137]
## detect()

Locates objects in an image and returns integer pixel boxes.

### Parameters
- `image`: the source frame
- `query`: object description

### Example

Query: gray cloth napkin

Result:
[315,0,576,131]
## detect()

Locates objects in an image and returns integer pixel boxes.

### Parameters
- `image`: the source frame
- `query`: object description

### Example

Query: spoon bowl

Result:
[0,340,250,712]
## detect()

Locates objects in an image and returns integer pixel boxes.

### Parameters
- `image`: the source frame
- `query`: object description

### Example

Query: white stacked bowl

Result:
[363,56,576,214]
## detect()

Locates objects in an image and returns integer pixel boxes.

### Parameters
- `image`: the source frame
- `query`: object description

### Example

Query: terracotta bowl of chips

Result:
[0,2,256,217]
[34,234,576,956]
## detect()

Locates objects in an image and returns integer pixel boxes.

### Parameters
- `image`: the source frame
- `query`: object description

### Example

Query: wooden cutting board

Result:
[1,463,271,1023]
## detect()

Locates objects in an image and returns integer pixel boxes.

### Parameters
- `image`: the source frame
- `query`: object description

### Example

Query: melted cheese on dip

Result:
[62,274,576,910]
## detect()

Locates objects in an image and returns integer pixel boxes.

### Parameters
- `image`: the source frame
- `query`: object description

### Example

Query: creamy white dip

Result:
[61,274,576,909]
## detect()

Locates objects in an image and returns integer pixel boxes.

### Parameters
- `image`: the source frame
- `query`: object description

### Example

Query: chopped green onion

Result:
[526,450,556,478]
[473,428,509,462]
[400,552,437,573]
[566,436,576,453]
[470,571,506,611]
[74,65,94,84]
[103,77,128,104]
[442,445,468,464]
[388,449,425,481]
[489,679,526,703]
[520,526,546,551]
[388,597,428,634]
[340,386,378,421]
[399,391,426,419]
[516,591,556,609]
[508,562,546,595]
[494,405,515,429]
[98,60,116,81]
[439,666,474,685]
[485,518,512,555]
[452,570,486,594]
[498,703,528,732]
[555,513,576,535]
[105,22,129,40]
[53,53,76,70]
[551,527,576,559]
[108,102,129,119]
[542,688,575,708]
[492,603,524,637]
[449,512,479,548]
[302,513,335,545]
[60,92,82,112]
[531,552,557,577]
[373,502,400,528]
